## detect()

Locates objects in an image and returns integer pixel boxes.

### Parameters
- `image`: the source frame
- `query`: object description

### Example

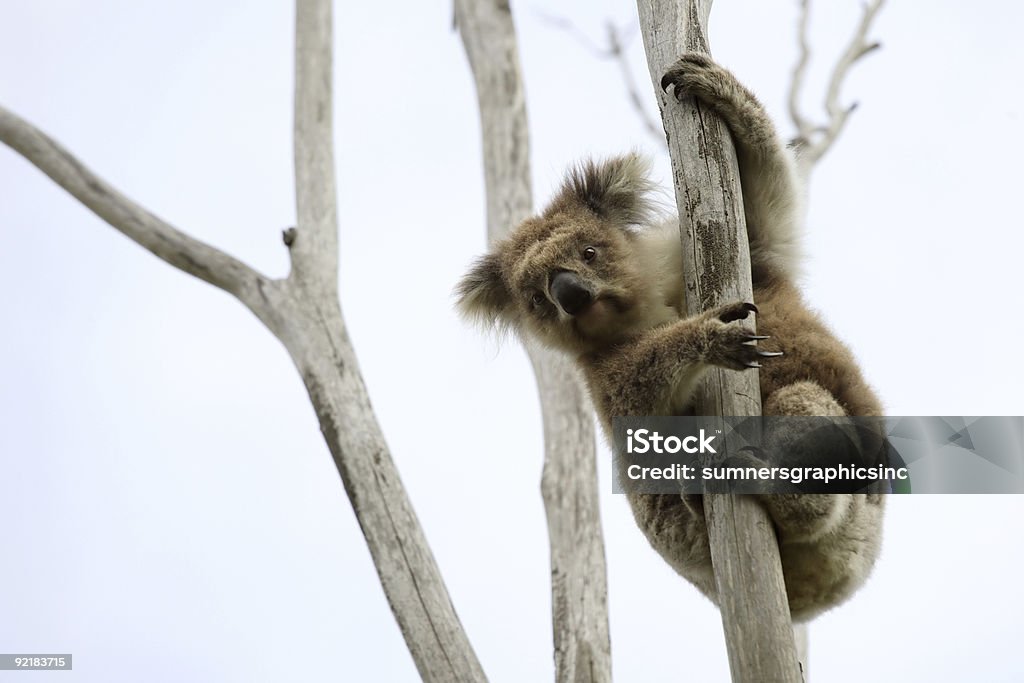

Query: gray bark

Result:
[454,2,613,682]
[634,1,801,681]
[794,622,809,680]
[0,1,486,680]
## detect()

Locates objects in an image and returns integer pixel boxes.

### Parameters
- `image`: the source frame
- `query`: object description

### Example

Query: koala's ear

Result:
[547,152,658,226]
[455,252,514,325]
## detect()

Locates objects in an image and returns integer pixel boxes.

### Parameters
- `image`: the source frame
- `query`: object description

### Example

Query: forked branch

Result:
[789,0,885,176]
[0,1,487,680]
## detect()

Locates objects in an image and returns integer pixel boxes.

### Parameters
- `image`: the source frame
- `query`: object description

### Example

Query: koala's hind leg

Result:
[764,380,846,419]
[761,381,851,543]
[758,382,884,620]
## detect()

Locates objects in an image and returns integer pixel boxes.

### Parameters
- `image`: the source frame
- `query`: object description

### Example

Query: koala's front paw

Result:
[659,53,776,151]
[702,304,782,370]
[660,53,730,104]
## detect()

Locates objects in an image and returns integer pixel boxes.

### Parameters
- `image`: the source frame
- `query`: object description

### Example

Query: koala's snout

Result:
[550,271,594,316]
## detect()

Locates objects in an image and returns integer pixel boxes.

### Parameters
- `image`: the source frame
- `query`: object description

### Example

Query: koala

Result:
[456,53,884,622]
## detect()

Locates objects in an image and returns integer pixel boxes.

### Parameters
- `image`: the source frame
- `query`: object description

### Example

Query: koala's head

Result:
[456,153,665,354]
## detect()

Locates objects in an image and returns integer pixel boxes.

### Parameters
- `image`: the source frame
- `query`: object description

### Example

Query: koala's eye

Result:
[582,246,597,263]
[531,292,546,307]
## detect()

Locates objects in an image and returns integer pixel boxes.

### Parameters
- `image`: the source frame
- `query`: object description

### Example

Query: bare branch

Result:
[455,2,612,682]
[454,0,531,241]
[291,0,339,296]
[605,21,664,143]
[534,10,608,56]
[787,0,814,146]
[0,105,268,309]
[280,3,487,680]
[789,0,885,176]
[635,0,801,681]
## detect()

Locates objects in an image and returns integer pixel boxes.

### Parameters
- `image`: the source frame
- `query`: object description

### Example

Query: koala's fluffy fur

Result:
[457,53,884,622]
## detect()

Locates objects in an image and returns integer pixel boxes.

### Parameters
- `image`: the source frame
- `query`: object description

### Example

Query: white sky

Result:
[1,1,1023,681]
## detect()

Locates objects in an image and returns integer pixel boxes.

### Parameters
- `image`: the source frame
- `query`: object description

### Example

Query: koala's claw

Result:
[660,53,718,102]
[714,301,758,324]
[706,322,782,372]
[660,73,677,96]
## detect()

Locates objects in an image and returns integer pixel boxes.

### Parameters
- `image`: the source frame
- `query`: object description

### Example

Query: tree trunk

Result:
[634,1,802,681]
[455,2,613,681]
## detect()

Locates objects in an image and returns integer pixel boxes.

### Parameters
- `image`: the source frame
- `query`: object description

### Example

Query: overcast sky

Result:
[2,1,1023,682]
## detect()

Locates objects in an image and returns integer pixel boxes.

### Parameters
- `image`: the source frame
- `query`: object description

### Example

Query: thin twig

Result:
[534,10,608,56]
[788,0,814,147]
[605,21,664,142]
[537,12,664,145]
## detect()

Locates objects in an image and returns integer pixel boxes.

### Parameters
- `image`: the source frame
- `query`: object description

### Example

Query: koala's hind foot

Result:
[764,380,847,418]
[777,491,885,621]
[757,382,885,619]
[759,381,850,541]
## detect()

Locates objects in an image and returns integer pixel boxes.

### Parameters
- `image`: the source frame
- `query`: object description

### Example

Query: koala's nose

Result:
[550,271,594,316]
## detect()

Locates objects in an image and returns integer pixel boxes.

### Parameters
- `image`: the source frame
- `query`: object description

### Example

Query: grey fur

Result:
[457,54,884,622]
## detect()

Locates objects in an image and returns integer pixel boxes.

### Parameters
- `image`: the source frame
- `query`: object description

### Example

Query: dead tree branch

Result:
[635,0,801,681]
[0,1,486,680]
[455,2,612,682]
[788,0,884,178]
[0,107,267,307]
